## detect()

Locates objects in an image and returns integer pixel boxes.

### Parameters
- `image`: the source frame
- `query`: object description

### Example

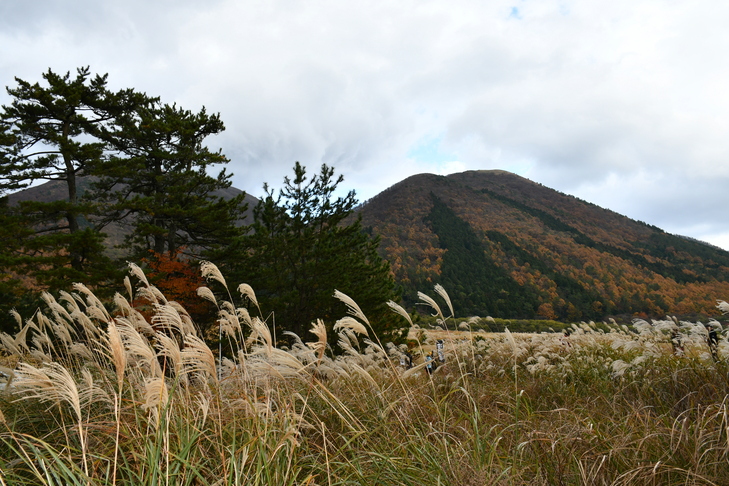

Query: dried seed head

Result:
[155,332,182,376]
[333,290,369,326]
[434,284,454,318]
[148,286,167,305]
[73,283,109,320]
[107,320,126,390]
[236,308,252,328]
[333,316,368,337]
[418,291,444,319]
[113,293,133,317]
[0,333,21,355]
[197,287,218,306]
[124,276,133,300]
[142,376,169,413]
[387,301,413,327]
[237,283,259,309]
[718,300,729,314]
[504,327,517,354]
[182,334,218,382]
[14,362,82,422]
[128,262,149,287]
[200,261,227,289]
[307,319,328,359]
[9,308,22,329]
[249,317,272,353]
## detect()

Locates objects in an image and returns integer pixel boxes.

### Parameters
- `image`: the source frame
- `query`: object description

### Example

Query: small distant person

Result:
[436,339,445,363]
[406,351,413,369]
[671,329,684,357]
[425,353,435,374]
[708,326,720,361]
[561,328,571,348]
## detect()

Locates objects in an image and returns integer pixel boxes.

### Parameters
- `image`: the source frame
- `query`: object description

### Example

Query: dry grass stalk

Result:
[127,262,149,287]
[116,318,160,377]
[155,332,183,378]
[434,284,454,318]
[197,286,217,306]
[113,292,134,317]
[9,308,22,329]
[152,304,186,335]
[123,275,133,301]
[142,376,169,427]
[249,317,273,354]
[5,263,729,485]
[333,316,368,337]
[106,320,127,391]
[200,261,228,289]
[135,286,159,305]
[387,300,413,327]
[182,334,218,383]
[13,361,93,476]
[237,283,260,311]
[418,291,444,320]
[307,319,328,365]
[333,290,370,326]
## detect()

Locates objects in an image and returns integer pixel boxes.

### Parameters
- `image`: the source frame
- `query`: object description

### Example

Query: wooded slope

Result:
[359,170,729,320]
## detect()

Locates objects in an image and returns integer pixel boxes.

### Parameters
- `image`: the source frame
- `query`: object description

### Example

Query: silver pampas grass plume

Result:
[200,261,228,289]
[434,284,454,318]
[237,283,259,310]
[418,291,444,319]
[333,290,369,326]
[197,286,218,306]
[334,316,369,337]
[128,262,149,287]
[387,301,414,327]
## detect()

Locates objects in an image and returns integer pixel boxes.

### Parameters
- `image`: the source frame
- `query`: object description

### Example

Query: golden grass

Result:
[0,264,728,484]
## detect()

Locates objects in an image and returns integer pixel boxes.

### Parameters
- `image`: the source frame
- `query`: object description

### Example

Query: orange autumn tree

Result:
[142,249,217,334]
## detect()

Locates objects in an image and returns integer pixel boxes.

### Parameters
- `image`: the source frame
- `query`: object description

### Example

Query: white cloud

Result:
[3,0,729,248]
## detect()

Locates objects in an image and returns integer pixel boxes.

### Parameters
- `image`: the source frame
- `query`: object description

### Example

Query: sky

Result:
[2,0,729,249]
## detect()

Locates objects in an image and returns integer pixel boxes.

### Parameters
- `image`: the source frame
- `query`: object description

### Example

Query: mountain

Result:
[358,170,729,321]
[10,170,729,321]
[7,177,259,253]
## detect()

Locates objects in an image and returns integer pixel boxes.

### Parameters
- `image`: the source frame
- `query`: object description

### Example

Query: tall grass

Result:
[0,263,728,484]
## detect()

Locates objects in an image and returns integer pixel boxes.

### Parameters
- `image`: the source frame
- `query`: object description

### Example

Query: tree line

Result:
[0,67,401,345]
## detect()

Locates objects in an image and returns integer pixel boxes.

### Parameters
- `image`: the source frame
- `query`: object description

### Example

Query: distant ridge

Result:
[6,177,259,251]
[9,169,729,321]
[358,169,729,320]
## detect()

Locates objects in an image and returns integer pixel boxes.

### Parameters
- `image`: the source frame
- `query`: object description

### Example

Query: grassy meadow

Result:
[1,263,729,485]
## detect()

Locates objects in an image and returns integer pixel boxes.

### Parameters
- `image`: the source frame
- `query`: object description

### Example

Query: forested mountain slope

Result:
[11,169,729,322]
[359,170,729,321]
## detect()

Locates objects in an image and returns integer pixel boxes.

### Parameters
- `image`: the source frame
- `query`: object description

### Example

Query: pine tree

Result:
[0,67,146,288]
[88,100,247,261]
[0,119,20,194]
[227,162,401,346]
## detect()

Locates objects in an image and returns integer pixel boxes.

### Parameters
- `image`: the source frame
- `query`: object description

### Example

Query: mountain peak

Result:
[360,169,729,320]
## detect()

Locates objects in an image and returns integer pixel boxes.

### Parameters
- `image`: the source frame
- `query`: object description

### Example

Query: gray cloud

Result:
[3,0,729,248]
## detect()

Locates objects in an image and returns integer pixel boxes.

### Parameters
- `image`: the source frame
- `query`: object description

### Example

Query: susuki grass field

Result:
[0,262,729,485]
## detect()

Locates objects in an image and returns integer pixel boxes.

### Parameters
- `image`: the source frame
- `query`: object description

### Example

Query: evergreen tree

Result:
[227,162,401,346]
[0,120,20,194]
[0,67,146,287]
[89,100,247,261]
[425,194,540,318]
[0,195,40,332]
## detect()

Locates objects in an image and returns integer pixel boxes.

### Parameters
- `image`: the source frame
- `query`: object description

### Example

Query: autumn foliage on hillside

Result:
[359,170,729,321]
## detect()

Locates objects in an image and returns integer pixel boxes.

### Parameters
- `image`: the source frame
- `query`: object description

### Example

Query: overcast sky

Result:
[3,0,729,249]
